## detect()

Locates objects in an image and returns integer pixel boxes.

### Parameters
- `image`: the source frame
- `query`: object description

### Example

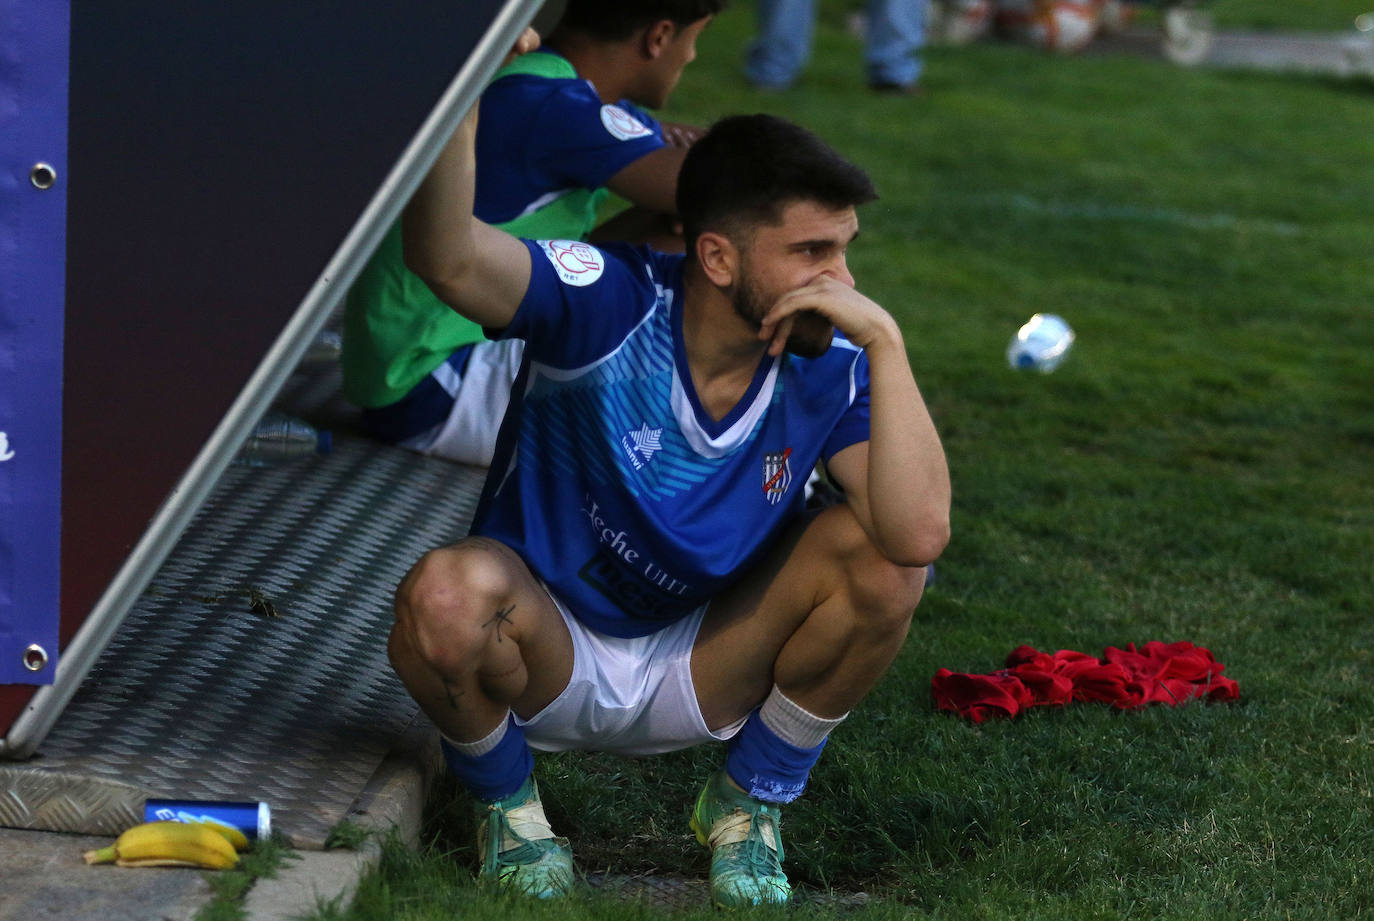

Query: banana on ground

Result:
[189,816,251,852]
[83,820,240,869]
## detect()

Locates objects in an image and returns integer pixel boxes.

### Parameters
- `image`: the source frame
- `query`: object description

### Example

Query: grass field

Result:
[1207,0,1369,31]
[298,4,1373,920]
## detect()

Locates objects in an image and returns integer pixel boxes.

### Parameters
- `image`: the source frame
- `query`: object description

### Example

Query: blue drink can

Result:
[144,799,271,842]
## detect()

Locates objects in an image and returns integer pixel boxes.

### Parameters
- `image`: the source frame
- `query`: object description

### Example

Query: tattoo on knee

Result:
[483,604,516,643]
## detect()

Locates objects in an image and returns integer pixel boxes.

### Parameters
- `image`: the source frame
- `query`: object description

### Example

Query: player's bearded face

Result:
[733,253,834,359]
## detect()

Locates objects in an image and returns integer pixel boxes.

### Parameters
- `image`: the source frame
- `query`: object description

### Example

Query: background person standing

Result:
[745,0,926,92]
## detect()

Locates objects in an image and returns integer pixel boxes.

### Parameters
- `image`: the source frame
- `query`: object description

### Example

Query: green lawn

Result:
[1208,0,1369,31]
[298,4,1374,920]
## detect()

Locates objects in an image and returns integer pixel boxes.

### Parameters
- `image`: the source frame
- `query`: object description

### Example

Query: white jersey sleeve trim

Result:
[828,337,863,405]
[513,188,574,220]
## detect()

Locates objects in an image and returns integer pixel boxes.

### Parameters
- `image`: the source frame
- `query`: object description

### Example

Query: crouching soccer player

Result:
[388,104,951,906]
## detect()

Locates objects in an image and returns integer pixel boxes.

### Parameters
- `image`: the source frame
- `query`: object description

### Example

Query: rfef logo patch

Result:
[600,104,653,142]
[539,239,605,287]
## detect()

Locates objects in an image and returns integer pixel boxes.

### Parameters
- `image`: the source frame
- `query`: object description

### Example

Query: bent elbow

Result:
[400,220,474,299]
[878,516,950,569]
[403,251,471,311]
[400,246,427,283]
[402,246,452,290]
[918,521,952,567]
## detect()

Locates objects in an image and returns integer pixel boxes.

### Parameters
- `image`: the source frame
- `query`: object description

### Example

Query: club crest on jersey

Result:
[600,104,653,142]
[539,239,605,287]
[622,423,663,470]
[762,447,793,504]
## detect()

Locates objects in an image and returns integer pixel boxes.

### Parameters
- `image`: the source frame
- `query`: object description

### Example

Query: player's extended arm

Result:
[765,278,951,566]
[603,144,690,216]
[402,102,532,328]
[827,333,951,567]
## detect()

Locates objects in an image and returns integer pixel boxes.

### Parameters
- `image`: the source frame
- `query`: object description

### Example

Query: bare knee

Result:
[826,505,927,637]
[768,506,927,703]
[393,542,517,674]
[853,554,925,640]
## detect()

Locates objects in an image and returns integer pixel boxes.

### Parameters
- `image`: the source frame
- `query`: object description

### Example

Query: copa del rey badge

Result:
[762,448,793,505]
[600,104,653,141]
[540,239,605,287]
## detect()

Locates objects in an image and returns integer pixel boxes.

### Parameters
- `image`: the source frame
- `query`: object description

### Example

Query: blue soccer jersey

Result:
[473,240,873,638]
[475,49,666,225]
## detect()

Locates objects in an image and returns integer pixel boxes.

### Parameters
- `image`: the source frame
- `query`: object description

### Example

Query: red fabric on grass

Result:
[930,669,1034,723]
[931,641,1238,722]
[1006,661,1074,707]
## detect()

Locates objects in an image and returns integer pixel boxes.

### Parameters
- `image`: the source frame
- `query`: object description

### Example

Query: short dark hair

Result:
[677,114,878,256]
[555,0,726,41]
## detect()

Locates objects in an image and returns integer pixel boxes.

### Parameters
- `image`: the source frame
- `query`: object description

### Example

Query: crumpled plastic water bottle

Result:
[1007,313,1075,373]
[233,412,332,466]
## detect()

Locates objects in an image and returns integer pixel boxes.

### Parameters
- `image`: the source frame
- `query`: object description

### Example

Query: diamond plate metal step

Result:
[0,425,484,848]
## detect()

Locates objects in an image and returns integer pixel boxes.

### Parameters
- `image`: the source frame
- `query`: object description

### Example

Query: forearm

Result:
[604,144,689,216]
[861,325,951,565]
[588,205,684,252]
[403,104,480,294]
[761,276,952,564]
[401,103,530,326]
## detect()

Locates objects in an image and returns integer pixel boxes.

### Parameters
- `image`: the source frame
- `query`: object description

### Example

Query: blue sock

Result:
[724,710,827,804]
[440,713,533,802]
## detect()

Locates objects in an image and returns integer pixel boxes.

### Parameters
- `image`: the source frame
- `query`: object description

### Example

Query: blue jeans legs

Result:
[744,0,925,89]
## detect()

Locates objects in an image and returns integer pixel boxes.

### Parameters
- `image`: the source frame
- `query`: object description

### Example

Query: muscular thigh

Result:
[690,505,865,729]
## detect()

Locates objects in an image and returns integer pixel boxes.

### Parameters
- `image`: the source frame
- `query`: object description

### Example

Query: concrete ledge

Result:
[243,847,382,921]
[243,721,440,921]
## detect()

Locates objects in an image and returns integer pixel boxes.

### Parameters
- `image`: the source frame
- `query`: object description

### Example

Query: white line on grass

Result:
[985,194,1302,236]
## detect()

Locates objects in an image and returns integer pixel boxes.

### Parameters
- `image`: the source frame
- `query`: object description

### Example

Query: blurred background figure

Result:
[992,0,1102,53]
[925,0,996,45]
[744,0,927,92]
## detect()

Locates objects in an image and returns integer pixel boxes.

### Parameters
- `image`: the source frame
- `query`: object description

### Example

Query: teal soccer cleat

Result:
[475,777,575,899]
[689,771,792,909]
